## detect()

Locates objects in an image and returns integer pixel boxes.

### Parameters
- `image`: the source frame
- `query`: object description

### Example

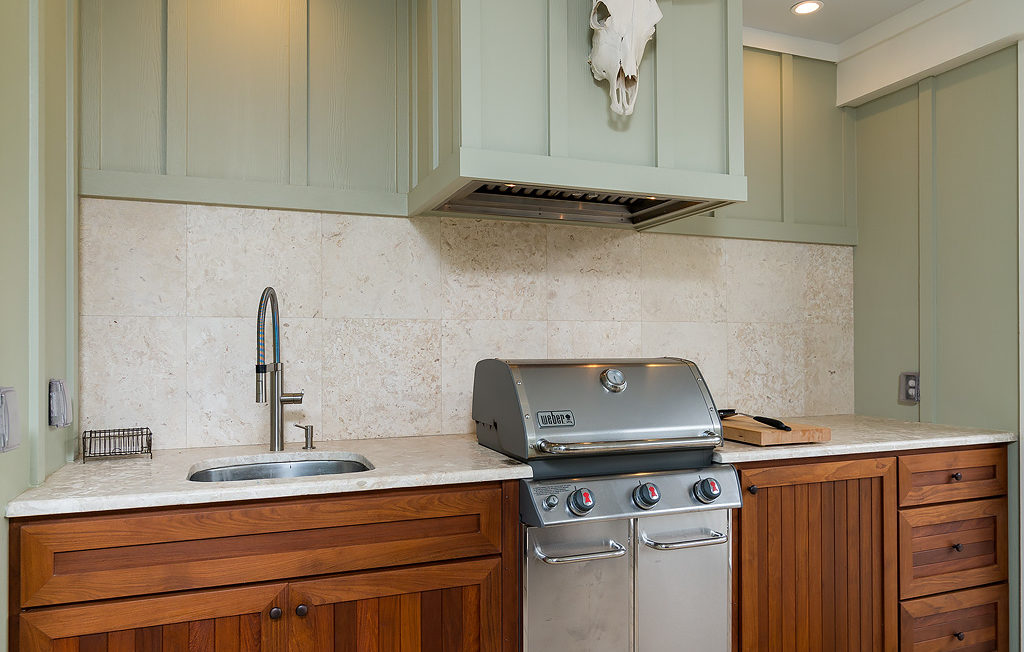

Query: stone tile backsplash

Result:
[79,198,854,448]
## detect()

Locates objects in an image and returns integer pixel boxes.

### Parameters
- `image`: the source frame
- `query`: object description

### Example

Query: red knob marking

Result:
[710,480,719,493]
[648,485,659,499]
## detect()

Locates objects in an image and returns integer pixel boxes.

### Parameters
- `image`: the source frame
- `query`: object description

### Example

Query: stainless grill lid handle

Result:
[534,432,723,455]
[534,540,627,564]
[640,528,728,551]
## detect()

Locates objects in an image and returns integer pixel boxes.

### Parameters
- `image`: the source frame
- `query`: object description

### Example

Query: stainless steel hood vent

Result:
[435,181,734,229]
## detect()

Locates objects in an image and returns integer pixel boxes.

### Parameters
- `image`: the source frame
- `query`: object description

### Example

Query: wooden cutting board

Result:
[721,415,831,446]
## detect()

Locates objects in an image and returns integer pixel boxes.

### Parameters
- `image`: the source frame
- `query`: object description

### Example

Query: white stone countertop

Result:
[5,434,532,518]
[714,414,1016,464]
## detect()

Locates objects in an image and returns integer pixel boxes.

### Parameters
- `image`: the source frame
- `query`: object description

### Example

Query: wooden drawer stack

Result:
[897,448,1009,651]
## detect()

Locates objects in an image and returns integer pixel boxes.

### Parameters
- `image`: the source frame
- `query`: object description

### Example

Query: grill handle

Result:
[534,540,627,565]
[640,528,728,551]
[534,433,723,455]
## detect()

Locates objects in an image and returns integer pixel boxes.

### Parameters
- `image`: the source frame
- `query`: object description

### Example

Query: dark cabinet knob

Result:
[295,604,309,617]
[269,607,283,620]
[952,472,963,481]
[952,543,964,552]
[954,632,965,641]
[748,485,759,495]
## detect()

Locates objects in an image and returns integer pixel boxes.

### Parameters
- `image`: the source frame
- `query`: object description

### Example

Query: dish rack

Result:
[81,427,153,462]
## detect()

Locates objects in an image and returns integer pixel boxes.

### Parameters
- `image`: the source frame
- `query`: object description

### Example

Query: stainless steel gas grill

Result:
[473,358,742,652]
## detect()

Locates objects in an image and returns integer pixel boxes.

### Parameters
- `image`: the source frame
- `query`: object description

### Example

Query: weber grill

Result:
[473,358,741,651]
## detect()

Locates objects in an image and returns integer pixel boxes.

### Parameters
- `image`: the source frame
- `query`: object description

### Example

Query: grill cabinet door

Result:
[636,511,731,652]
[525,520,631,651]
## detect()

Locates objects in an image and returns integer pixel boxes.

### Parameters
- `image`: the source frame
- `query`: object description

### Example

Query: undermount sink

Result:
[188,457,372,482]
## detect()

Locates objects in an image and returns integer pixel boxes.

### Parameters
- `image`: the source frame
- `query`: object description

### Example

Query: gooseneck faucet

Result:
[256,287,304,451]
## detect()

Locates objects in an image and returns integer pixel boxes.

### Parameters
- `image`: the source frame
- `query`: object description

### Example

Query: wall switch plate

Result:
[49,379,72,428]
[0,387,21,452]
[899,372,920,404]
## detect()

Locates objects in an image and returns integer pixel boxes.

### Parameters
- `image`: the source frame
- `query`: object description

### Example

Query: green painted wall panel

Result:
[853,85,921,421]
[185,0,290,183]
[663,0,727,174]
[308,0,399,193]
[790,56,845,227]
[930,46,1018,432]
[80,0,165,174]
[478,0,547,156]
[716,48,782,223]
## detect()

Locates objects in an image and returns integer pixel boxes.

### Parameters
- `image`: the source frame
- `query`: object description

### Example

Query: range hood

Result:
[406,0,747,230]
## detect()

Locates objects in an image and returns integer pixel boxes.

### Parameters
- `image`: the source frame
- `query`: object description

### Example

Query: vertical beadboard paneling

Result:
[308,0,398,192]
[185,0,290,183]
[737,460,899,651]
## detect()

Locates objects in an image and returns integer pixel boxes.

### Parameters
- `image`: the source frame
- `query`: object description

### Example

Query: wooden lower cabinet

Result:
[733,457,900,651]
[11,481,520,652]
[732,445,1010,652]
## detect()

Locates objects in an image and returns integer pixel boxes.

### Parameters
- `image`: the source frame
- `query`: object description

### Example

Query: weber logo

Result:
[537,411,575,428]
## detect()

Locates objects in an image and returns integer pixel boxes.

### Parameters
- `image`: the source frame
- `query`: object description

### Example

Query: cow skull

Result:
[588,0,662,116]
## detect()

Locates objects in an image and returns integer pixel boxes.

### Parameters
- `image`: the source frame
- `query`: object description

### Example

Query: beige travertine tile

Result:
[186,205,322,318]
[323,214,441,319]
[642,321,729,407]
[186,317,322,447]
[322,319,441,438]
[805,244,854,324]
[803,321,855,415]
[548,321,641,358]
[441,320,547,434]
[546,225,642,321]
[442,218,547,320]
[80,199,186,317]
[728,322,805,416]
[724,239,806,324]
[640,233,727,322]
[80,316,187,449]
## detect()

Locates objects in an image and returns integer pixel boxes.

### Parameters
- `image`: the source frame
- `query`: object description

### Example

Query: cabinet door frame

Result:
[287,557,502,651]
[20,582,288,652]
[735,457,899,651]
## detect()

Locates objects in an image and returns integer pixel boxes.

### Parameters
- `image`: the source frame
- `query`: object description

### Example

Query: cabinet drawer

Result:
[18,483,502,608]
[898,498,1008,600]
[900,584,1008,651]
[898,448,1006,507]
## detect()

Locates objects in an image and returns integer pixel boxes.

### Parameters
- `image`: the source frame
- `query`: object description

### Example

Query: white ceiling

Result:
[743,0,926,44]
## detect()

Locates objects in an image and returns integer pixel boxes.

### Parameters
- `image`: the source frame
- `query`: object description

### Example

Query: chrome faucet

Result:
[256,287,303,451]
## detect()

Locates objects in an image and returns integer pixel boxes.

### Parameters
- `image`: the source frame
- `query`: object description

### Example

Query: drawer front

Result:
[898,448,1007,507]
[900,584,1008,651]
[19,483,502,608]
[899,498,1008,600]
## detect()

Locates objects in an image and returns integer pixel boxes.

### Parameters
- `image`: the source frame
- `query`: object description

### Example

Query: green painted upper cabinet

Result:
[79,0,407,216]
[652,48,856,244]
[406,0,747,229]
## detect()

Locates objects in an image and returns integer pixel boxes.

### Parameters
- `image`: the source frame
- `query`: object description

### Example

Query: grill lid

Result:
[472,358,722,462]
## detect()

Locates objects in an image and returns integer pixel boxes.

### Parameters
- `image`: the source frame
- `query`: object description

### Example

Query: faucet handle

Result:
[295,424,315,449]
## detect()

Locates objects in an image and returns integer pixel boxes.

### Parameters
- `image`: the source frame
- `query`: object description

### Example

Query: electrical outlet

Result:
[899,372,920,404]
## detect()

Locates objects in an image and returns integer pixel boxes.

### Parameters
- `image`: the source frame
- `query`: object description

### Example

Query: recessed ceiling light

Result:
[791,1,823,15]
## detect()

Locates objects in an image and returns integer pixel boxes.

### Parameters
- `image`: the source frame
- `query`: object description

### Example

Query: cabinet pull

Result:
[748,485,759,495]
[952,543,964,552]
[295,604,309,617]
[954,632,965,641]
[951,472,963,481]
[269,607,282,620]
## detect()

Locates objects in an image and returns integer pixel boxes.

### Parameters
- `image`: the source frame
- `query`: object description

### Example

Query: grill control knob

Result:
[633,482,661,509]
[694,477,722,504]
[543,495,559,510]
[600,368,627,393]
[568,488,596,516]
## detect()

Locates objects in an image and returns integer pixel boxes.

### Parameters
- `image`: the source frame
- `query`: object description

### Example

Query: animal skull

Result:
[588,0,662,116]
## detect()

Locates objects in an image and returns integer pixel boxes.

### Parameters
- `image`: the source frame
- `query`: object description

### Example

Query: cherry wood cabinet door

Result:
[19,583,288,652]
[287,558,502,652]
[734,457,899,652]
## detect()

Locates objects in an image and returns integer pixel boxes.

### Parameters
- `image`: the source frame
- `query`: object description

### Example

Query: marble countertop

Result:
[714,414,1016,463]
[6,434,532,518]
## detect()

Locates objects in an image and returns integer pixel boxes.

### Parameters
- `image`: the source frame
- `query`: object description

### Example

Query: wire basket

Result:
[81,427,153,462]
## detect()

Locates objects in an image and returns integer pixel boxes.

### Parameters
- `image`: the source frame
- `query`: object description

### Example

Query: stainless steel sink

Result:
[188,458,370,482]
